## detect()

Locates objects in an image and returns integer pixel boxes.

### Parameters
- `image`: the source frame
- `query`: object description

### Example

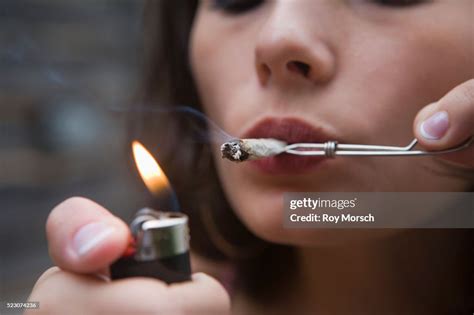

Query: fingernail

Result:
[72,222,114,256]
[419,111,449,140]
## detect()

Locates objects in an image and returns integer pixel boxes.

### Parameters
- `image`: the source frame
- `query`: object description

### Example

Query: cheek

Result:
[190,12,260,136]
[334,27,473,193]
[190,15,232,126]
[374,32,472,99]
[334,4,474,147]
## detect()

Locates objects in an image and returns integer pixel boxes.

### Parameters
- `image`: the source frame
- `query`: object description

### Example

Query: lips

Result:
[241,117,335,174]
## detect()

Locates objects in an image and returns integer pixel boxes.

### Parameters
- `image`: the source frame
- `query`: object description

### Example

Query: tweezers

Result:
[284,137,473,158]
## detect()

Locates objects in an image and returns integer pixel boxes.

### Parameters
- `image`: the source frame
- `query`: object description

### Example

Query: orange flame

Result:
[132,141,170,194]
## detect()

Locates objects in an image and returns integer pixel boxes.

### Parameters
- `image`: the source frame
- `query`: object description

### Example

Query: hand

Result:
[414,79,474,167]
[27,197,230,315]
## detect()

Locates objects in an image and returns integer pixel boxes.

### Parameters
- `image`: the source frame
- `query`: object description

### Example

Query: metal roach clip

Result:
[284,137,473,158]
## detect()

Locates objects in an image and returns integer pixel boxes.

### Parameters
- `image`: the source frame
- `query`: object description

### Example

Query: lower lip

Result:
[248,153,328,175]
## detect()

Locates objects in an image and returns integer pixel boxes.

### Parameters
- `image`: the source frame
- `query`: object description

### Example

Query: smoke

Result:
[111,104,235,145]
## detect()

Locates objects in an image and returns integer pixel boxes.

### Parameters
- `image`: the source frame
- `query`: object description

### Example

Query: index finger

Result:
[167,273,231,314]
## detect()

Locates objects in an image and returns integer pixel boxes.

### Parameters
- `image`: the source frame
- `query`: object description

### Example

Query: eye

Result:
[211,0,264,14]
[370,0,430,7]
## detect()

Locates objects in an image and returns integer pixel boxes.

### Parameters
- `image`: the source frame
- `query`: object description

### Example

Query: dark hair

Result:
[135,1,473,310]
[135,0,294,301]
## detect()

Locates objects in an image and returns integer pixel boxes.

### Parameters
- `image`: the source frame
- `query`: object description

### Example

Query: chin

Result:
[217,160,404,247]
[231,195,401,248]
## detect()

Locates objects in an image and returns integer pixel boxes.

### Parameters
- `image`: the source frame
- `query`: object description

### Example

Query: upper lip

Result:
[241,117,336,144]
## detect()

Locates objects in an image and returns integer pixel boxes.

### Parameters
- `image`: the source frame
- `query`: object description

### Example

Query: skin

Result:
[28,0,473,314]
[27,197,231,315]
[190,0,474,313]
[191,0,473,245]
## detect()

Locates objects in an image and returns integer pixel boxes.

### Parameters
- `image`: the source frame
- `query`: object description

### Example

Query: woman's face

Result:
[190,0,473,245]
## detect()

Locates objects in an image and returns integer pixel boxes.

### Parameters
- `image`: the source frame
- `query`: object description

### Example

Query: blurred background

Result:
[0,0,148,309]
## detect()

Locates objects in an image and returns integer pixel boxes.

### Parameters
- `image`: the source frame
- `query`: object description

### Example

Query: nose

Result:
[255,7,336,87]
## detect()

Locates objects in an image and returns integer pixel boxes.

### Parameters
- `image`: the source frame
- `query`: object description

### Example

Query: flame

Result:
[132,141,170,194]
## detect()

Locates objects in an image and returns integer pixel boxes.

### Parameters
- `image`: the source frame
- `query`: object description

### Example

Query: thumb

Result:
[46,197,130,274]
[413,80,474,166]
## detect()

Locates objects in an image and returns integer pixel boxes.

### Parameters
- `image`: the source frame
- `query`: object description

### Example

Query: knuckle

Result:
[203,278,231,312]
[111,279,181,314]
[114,278,169,303]
[203,275,229,295]
[172,277,231,314]
[29,269,68,312]
[30,271,103,314]
[33,267,61,289]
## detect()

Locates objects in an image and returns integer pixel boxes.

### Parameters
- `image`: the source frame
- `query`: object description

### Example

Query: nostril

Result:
[287,61,310,78]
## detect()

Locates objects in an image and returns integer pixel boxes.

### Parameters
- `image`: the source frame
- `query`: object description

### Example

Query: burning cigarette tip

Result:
[221,138,287,162]
[221,140,249,162]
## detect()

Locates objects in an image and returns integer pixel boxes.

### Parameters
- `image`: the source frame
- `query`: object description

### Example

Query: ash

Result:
[221,140,249,162]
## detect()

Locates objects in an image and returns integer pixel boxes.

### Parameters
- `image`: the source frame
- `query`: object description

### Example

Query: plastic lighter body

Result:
[110,208,191,283]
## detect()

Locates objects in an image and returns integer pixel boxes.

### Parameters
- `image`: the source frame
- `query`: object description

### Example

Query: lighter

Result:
[110,141,192,283]
[110,208,191,283]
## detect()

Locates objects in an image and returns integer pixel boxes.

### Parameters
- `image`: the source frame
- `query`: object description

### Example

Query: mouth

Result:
[240,117,336,174]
